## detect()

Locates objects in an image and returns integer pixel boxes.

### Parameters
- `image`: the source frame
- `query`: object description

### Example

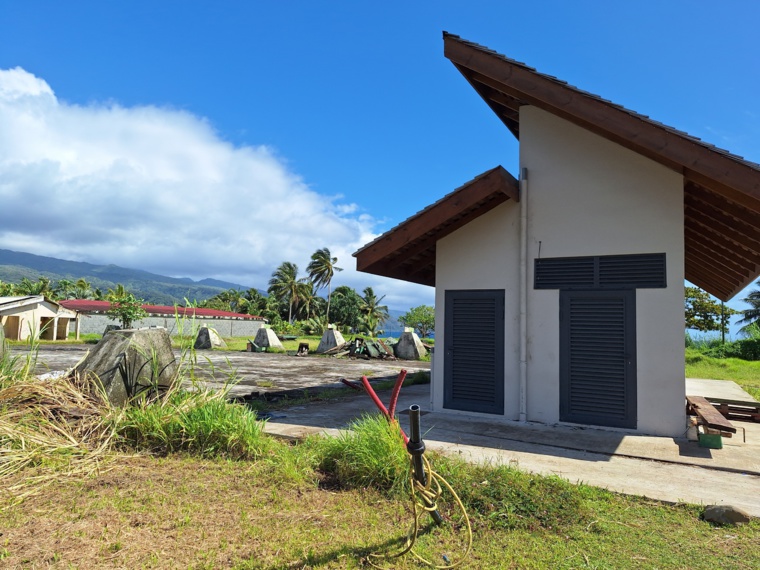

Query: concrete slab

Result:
[686,378,758,402]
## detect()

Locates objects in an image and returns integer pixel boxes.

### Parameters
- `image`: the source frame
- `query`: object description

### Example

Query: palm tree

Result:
[306,248,342,323]
[736,280,760,335]
[359,287,389,337]
[296,281,326,321]
[0,280,16,296]
[106,283,129,301]
[16,277,53,297]
[75,278,93,299]
[268,262,309,324]
[54,279,76,300]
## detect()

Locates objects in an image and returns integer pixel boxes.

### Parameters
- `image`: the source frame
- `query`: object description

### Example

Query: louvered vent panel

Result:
[536,253,666,290]
[534,257,595,289]
[567,296,627,420]
[599,254,666,288]
[451,298,497,403]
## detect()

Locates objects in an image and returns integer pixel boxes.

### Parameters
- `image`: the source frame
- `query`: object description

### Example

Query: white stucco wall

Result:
[76,313,265,338]
[434,201,521,419]
[520,106,685,436]
[433,106,686,437]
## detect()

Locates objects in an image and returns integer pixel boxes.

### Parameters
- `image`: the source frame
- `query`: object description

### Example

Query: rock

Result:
[316,327,345,354]
[102,324,121,338]
[394,329,427,360]
[194,326,227,350]
[0,326,5,359]
[253,327,284,350]
[75,328,177,406]
[703,505,751,525]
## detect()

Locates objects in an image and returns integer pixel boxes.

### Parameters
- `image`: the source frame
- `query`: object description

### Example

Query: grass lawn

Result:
[686,348,760,400]
[1,342,758,569]
[1,453,757,569]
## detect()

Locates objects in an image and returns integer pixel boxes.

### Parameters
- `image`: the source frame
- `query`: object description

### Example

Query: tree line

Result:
[0,248,437,338]
[199,248,399,336]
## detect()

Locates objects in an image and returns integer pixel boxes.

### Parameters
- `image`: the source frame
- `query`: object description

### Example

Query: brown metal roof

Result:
[354,166,519,286]
[356,34,760,301]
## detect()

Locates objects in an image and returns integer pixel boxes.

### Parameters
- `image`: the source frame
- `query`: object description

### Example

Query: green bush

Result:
[701,338,760,361]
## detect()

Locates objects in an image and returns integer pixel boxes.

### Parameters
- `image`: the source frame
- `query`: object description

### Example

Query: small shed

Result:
[354,34,760,437]
[0,295,79,341]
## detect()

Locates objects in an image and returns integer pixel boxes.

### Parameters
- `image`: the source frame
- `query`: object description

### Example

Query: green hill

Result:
[0,248,252,305]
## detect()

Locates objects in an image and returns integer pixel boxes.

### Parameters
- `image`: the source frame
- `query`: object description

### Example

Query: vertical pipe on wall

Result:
[519,168,529,422]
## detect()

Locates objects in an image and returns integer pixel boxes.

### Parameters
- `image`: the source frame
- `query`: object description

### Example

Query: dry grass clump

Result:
[0,356,117,506]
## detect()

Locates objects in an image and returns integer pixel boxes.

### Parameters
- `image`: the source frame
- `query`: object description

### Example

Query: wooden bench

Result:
[686,395,737,437]
[705,397,760,423]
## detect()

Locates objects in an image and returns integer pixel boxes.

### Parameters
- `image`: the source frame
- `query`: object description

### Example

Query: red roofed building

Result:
[59,300,266,338]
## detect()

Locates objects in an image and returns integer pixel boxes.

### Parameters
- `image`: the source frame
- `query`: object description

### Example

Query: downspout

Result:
[519,167,529,422]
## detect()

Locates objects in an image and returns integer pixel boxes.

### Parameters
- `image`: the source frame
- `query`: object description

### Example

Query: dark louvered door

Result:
[560,290,636,428]
[444,290,504,414]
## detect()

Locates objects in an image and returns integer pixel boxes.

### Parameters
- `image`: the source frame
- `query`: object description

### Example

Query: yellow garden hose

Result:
[367,453,472,569]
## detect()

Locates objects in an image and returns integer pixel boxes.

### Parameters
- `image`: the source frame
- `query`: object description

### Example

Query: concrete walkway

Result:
[263,381,760,517]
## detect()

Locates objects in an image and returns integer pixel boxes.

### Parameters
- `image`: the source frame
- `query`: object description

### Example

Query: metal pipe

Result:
[407,404,443,525]
[519,167,529,422]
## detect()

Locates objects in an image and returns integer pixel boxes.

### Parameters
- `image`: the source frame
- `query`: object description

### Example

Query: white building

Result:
[354,34,760,437]
[0,296,79,341]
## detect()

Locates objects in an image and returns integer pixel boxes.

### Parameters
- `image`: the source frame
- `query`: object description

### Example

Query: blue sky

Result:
[0,1,759,326]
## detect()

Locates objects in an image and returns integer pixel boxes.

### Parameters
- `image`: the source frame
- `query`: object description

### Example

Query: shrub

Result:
[701,339,760,361]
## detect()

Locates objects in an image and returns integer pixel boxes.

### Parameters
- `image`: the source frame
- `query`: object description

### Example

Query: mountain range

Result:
[0,248,250,305]
[0,248,408,331]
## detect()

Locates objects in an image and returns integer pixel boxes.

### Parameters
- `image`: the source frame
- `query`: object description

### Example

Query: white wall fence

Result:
[77,313,265,338]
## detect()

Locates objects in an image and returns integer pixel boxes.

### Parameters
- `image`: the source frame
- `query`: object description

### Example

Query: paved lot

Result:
[16,344,429,398]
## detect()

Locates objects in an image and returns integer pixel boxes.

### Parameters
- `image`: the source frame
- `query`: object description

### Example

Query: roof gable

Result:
[442,32,760,300]
[354,166,519,286]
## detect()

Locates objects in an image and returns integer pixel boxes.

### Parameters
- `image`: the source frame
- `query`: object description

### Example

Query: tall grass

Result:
[114,387,274,460]
[311,413,411,495]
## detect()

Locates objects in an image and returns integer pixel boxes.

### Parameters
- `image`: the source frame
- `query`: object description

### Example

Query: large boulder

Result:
[316,327,345,354]
[254,327,284,350]
[75,328,177,406]
[394,329,427,360]
[194,326,227,350]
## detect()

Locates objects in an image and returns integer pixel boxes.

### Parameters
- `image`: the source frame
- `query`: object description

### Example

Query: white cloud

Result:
[0,67,434,310]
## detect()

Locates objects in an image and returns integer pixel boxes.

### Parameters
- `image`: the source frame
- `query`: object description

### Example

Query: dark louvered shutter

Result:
[534,256,595,289]
[598,254,666,288]
[444,290,505,414]
[535,253,665,290]
[560,290,636,428]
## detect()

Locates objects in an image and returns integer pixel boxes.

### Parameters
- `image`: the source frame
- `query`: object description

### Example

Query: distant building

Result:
[0,295,78,341]
[59,300,266,338]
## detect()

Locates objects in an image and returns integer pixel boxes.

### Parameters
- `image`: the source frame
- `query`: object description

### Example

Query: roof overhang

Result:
[442,33,760,301]
[354,166,519,286]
